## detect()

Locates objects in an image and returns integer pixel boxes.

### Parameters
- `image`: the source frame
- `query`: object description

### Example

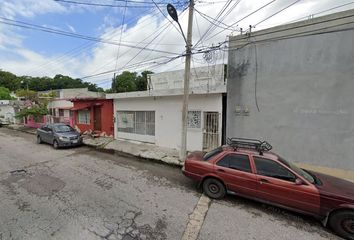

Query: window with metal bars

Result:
[117,111,155,136]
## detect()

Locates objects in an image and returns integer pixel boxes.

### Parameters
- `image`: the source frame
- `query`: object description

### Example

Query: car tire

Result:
[37,135,42,144]
[53,140,59,149]
[328,210,354,240]
[202,178,226,199]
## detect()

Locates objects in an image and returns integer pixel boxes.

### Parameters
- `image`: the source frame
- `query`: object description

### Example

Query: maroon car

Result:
[182,138,354,240]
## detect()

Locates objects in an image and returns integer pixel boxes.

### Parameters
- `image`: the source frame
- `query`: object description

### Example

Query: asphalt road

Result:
[0,128,342,240]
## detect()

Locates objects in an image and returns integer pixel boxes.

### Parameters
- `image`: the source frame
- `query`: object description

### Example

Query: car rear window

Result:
[203,147,223,161]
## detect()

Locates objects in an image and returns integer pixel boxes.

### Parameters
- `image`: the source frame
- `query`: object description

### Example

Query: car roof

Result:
[222,145,279,161]
[51,123,68,126]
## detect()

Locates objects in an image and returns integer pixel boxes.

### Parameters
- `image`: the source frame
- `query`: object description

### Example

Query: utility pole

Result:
[167,0,194,160]
[180,0,194,160]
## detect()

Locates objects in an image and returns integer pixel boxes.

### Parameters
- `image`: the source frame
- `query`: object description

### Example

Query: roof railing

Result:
[227,137,272,155]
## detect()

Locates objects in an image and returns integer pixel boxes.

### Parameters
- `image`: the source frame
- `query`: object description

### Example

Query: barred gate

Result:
[203,112,219,151]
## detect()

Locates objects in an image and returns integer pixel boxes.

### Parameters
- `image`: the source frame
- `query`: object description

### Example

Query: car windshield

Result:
[54,125,74,133]
[278,156,315,184]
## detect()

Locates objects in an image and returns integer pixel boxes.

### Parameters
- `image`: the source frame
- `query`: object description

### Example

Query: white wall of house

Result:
[113,94,223,151]
[149,64,225,90]
[59,88,104,99]
[48,100,74,110]
[0,100,19,124]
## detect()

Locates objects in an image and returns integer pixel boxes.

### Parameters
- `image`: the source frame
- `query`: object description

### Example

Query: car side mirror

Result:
[295,178,304,185]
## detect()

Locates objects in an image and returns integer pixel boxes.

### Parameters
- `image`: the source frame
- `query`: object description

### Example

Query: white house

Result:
[0,100,23,124]
[39,88,104,124]
[107,64,226,152]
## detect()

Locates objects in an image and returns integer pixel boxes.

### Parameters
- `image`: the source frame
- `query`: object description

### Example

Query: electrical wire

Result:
[54,0,183,8]
[151,0,184,36]
[114,0,128,73]
[86,6,189,80]
[253,42,260,112]
[93,6,190,86]
[205,0,277,41]
[200,0,242,41]
[0,17,179,55]
[25,7,161,76]
[282,1,354,25]
[193,0,233,47]
[227,22,354,53]
[195,8,239,31]
[254,0,302,27]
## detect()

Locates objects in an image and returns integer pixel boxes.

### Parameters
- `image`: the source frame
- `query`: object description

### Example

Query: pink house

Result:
[24,115,47,129]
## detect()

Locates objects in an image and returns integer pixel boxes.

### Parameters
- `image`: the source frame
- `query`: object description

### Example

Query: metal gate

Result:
[203,112,219,151]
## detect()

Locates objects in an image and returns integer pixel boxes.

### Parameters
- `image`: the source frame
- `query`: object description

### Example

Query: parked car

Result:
[182,138,354,240]
[37,123,82,149]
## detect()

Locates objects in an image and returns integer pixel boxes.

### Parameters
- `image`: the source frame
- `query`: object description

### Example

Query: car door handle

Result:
[259,179,269,184]
[217,168,225,172]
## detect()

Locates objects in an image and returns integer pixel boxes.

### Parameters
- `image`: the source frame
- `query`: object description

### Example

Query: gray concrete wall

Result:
[227,9,354,170]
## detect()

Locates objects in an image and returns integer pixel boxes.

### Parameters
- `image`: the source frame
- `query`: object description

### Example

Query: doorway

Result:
[94,106,101,131]
[203,112,219,151]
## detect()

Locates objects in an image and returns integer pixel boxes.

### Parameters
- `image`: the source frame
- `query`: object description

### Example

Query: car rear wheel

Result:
[329,210,354,240]
[202,178,226,199]
[53,140,59,149]
[37,135,42,144]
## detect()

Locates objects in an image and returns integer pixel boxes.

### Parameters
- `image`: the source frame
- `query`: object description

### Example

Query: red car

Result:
[182,138,354,240]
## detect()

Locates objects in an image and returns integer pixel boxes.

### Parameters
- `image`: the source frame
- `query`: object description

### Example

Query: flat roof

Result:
[229,8,354,48]
[106,85,226,99]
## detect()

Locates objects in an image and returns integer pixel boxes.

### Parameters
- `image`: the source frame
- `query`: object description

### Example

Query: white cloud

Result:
[1,0,66,19]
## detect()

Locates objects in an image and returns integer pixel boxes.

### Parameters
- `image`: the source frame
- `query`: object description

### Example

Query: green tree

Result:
[0,70,21,91]
[136,70,153,91]
[16,89,38,101]
[111,71,137,93]
[0,87,14,100]
[16,103,48,122]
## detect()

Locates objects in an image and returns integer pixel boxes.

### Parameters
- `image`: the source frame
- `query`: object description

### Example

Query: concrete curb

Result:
[3,125,36,135]
[85,143,183,168]
[4,126,183,168]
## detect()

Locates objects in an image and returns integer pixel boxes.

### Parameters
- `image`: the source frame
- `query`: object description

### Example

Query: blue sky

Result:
[1,0,354,89]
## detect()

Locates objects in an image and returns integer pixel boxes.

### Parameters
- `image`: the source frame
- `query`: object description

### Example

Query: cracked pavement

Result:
[0,128,343,240]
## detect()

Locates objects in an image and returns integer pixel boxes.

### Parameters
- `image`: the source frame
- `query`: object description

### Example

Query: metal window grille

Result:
[117,111,155,136]
[187,111,201,128]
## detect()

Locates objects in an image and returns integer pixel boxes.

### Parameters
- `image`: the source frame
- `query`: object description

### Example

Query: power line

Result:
[230,12,354,42]
[82,43,225,82]
[254,0,302,27]
[201,0,242,41]
[85,6,189,79]
[0,17,179,55]
[25,7,161,76]
[114,0,128,73]
[93,6,189,86]
[227,22,354,52]
[151,0,184,36]
[205,0,277,41]
[193,0,233,47]
[283,1,354,25]
[194,8,239,31]
[54,0,183,8]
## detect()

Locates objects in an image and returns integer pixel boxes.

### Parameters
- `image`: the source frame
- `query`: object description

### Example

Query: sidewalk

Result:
[83,137,182,166]
[3,124,182,166]
[3,124,37,135]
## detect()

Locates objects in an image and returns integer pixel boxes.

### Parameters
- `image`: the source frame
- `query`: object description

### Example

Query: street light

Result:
[167,1,194,161]
[167,4,187,44]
